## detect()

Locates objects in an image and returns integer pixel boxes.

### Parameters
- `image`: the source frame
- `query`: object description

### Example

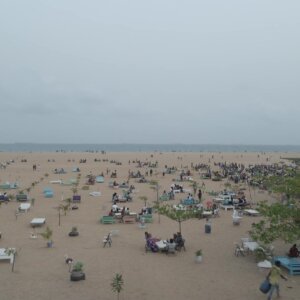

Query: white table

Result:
[30,218,46,227]
[0,248,15,263]
[220,204,235,211]
[19,203,31,212]
[244,209,260,216]
[202,211,212,217]
[89,191,101,197]
[243,241,259,252]
[155,240,167,250]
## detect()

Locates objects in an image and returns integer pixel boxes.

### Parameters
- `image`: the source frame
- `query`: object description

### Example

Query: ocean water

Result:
[0,143,300,153]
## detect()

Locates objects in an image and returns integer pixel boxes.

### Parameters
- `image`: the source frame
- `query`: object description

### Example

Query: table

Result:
[19,203,31,212]
[155,240,167,250]
[243,241,259,252]
[30,218,46,227]
[0,248,15,263]
[202,211,212,217]
[220,204,235,211]
[244,209,260,216]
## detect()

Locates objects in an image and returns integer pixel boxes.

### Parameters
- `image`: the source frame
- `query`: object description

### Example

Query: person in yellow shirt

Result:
[267,261,288,300]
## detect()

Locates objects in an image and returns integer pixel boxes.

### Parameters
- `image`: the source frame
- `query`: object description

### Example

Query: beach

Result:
[0,151,299,300]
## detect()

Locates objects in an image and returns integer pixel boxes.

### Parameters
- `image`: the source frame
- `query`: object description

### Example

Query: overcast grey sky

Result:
[0,0,299,144]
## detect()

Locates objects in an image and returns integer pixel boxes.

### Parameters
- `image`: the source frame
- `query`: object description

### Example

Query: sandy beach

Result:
[0,151,299,300]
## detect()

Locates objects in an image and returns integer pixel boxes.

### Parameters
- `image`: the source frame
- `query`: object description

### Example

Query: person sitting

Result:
[145,232,159,252]
[166,238,176,254]
[112,192,119,202]
[144,231,152,240]
[112,202,119,213]
[288,244,300,257]
[174,232,185,251]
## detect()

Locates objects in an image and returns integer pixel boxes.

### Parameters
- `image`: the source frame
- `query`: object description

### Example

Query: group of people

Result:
[144,231,185,253]
[109,202,130,217]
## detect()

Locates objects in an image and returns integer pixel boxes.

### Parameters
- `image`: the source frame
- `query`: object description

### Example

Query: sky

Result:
[0,0,300,145]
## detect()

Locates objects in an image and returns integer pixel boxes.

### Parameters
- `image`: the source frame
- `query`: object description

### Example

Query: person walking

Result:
[267,260,288,300]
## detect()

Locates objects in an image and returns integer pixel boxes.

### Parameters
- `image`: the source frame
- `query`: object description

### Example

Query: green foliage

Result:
[156,204,198,232]
[139,196,148,206]
[111,273,124,299]
[71,187,78,195]
[59,203,70,216]
[40,227,53,241]
[252,171,300,199]
[250,201,300,244]
[195,249,202,256]
[157,204,197,221]
[72,262,83,272]
[149,179,158,186]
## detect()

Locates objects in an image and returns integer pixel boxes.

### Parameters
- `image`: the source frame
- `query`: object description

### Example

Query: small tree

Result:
[139,196,148,207]
[40,227,53,247]
[111,273,124,300]
[157,204,197,233]
[149,180,161,222]
[60,203,70,216]
[71,187,78,195]
[72,261,83,272]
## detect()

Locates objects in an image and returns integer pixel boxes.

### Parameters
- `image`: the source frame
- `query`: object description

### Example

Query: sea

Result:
[0,143,300,153]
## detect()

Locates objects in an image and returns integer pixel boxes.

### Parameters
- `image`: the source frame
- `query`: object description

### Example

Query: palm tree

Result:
[111,273,124,300]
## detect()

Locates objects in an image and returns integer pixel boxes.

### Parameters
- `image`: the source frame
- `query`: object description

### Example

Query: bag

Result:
[259,279,271,294]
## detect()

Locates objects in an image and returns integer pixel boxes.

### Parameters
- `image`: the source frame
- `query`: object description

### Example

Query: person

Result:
[112,202,119,213]
[288,244,300,257]
[198,189,202,202]
[144,231,151,240]
[267,260,288,300]
[166,238,176,254]
[174,232,185,251]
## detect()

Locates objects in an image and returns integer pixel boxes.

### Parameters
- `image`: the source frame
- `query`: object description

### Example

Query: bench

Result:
[16,194,28,202]
[100,216,116,224]
[274,256,300,275]
[122,215,136,224]
[139,214,153,223]
[159,195,170,201]
[72,195,81,203]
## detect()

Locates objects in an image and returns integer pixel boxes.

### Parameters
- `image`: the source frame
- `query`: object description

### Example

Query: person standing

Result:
[267,260,288,300]
[198,189,202,202]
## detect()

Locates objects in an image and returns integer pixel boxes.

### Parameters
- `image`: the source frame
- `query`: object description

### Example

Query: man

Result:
[267,260,288,300]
